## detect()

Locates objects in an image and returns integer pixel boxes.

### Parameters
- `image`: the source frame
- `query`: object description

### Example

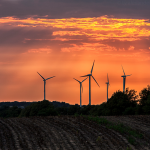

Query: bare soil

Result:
[0,115,149,150]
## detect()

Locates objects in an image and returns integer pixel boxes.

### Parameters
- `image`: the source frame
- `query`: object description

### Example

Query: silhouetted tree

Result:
[107,90,137,115]
[56,107,68,115]
[139,85,150,106]
[142,95,150,114]
[68,104,80,115]
[99,102,110,115]
[80,105,95,115]
[125,88,138,102]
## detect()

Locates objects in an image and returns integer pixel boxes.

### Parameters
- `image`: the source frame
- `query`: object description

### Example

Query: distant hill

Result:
[0,101,33,108]
[0,100,72,108]
[51,101,72,108]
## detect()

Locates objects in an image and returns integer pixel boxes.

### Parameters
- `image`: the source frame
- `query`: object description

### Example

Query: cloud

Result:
[27,48,51,54]
[0,0,150,19]
[0,16,150,55]
[3,0,22,1]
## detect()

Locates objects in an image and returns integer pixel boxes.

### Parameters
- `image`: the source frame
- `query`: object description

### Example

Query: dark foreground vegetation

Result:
[0,85,150,118]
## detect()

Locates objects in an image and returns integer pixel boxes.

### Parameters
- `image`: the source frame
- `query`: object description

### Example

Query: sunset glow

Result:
[0,2,150,105]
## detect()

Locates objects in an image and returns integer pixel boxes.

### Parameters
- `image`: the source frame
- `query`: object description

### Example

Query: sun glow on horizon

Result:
[0,15,150,104]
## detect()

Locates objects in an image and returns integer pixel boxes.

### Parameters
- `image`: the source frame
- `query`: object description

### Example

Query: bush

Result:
[123,107,135,115]
[19,100,57,117]
[0,106,21,118]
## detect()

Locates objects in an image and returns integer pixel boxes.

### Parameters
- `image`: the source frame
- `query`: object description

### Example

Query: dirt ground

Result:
[0,115,150,150]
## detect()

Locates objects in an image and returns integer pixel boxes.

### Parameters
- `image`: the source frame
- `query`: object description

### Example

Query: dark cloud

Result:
[0,0,150,19]
[102,37,150,50]
[0,27,54,53]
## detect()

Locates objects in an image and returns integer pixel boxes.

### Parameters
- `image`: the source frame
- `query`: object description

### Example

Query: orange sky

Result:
[0,16,150,105]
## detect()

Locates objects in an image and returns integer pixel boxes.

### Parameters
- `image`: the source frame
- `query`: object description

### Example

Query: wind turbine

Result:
[81,60,100,105]
[73,77,88,107]
[121,66,132,93]
[105,73,110,102]
[37,72,55,100]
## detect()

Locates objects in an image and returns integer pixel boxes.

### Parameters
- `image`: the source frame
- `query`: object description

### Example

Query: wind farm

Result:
[34,62,144,105]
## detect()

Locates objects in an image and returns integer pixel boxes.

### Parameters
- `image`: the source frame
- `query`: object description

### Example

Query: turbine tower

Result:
[37,72,55,100]
[121,66,132,93]
[105,73,110,102]
[81,60,100,105]
[73,77,88,107]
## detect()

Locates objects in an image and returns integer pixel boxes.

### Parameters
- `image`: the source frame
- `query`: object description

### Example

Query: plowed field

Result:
[0,116,149,150]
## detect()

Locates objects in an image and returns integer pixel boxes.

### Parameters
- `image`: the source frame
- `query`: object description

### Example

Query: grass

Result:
[126,147,132,150]
[127,136,136,145]
[84,116,143,145]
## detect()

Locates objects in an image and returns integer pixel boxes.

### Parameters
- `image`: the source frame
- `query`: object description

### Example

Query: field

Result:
[0,116,150,150]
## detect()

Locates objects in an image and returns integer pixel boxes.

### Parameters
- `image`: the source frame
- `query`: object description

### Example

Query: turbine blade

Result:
[91,60,95,74]
[82,77,88,82]
[107,73,109,82]
[73,78,80,83]
[81,75,88,77]
[126,74,132,76]
[37,72,45,80]
[121,65,125,75]
[92,75,100,87]
[46,76,55,80]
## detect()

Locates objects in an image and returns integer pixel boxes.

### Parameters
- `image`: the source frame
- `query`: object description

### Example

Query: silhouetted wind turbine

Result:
[121,66,132,93]
[105,73,110,102]
[73,77,88,107]
[81,60,100,105]
[37,72,55,100]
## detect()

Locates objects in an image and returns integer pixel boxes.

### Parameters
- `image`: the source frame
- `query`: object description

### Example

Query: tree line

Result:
[0,85,150,118]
